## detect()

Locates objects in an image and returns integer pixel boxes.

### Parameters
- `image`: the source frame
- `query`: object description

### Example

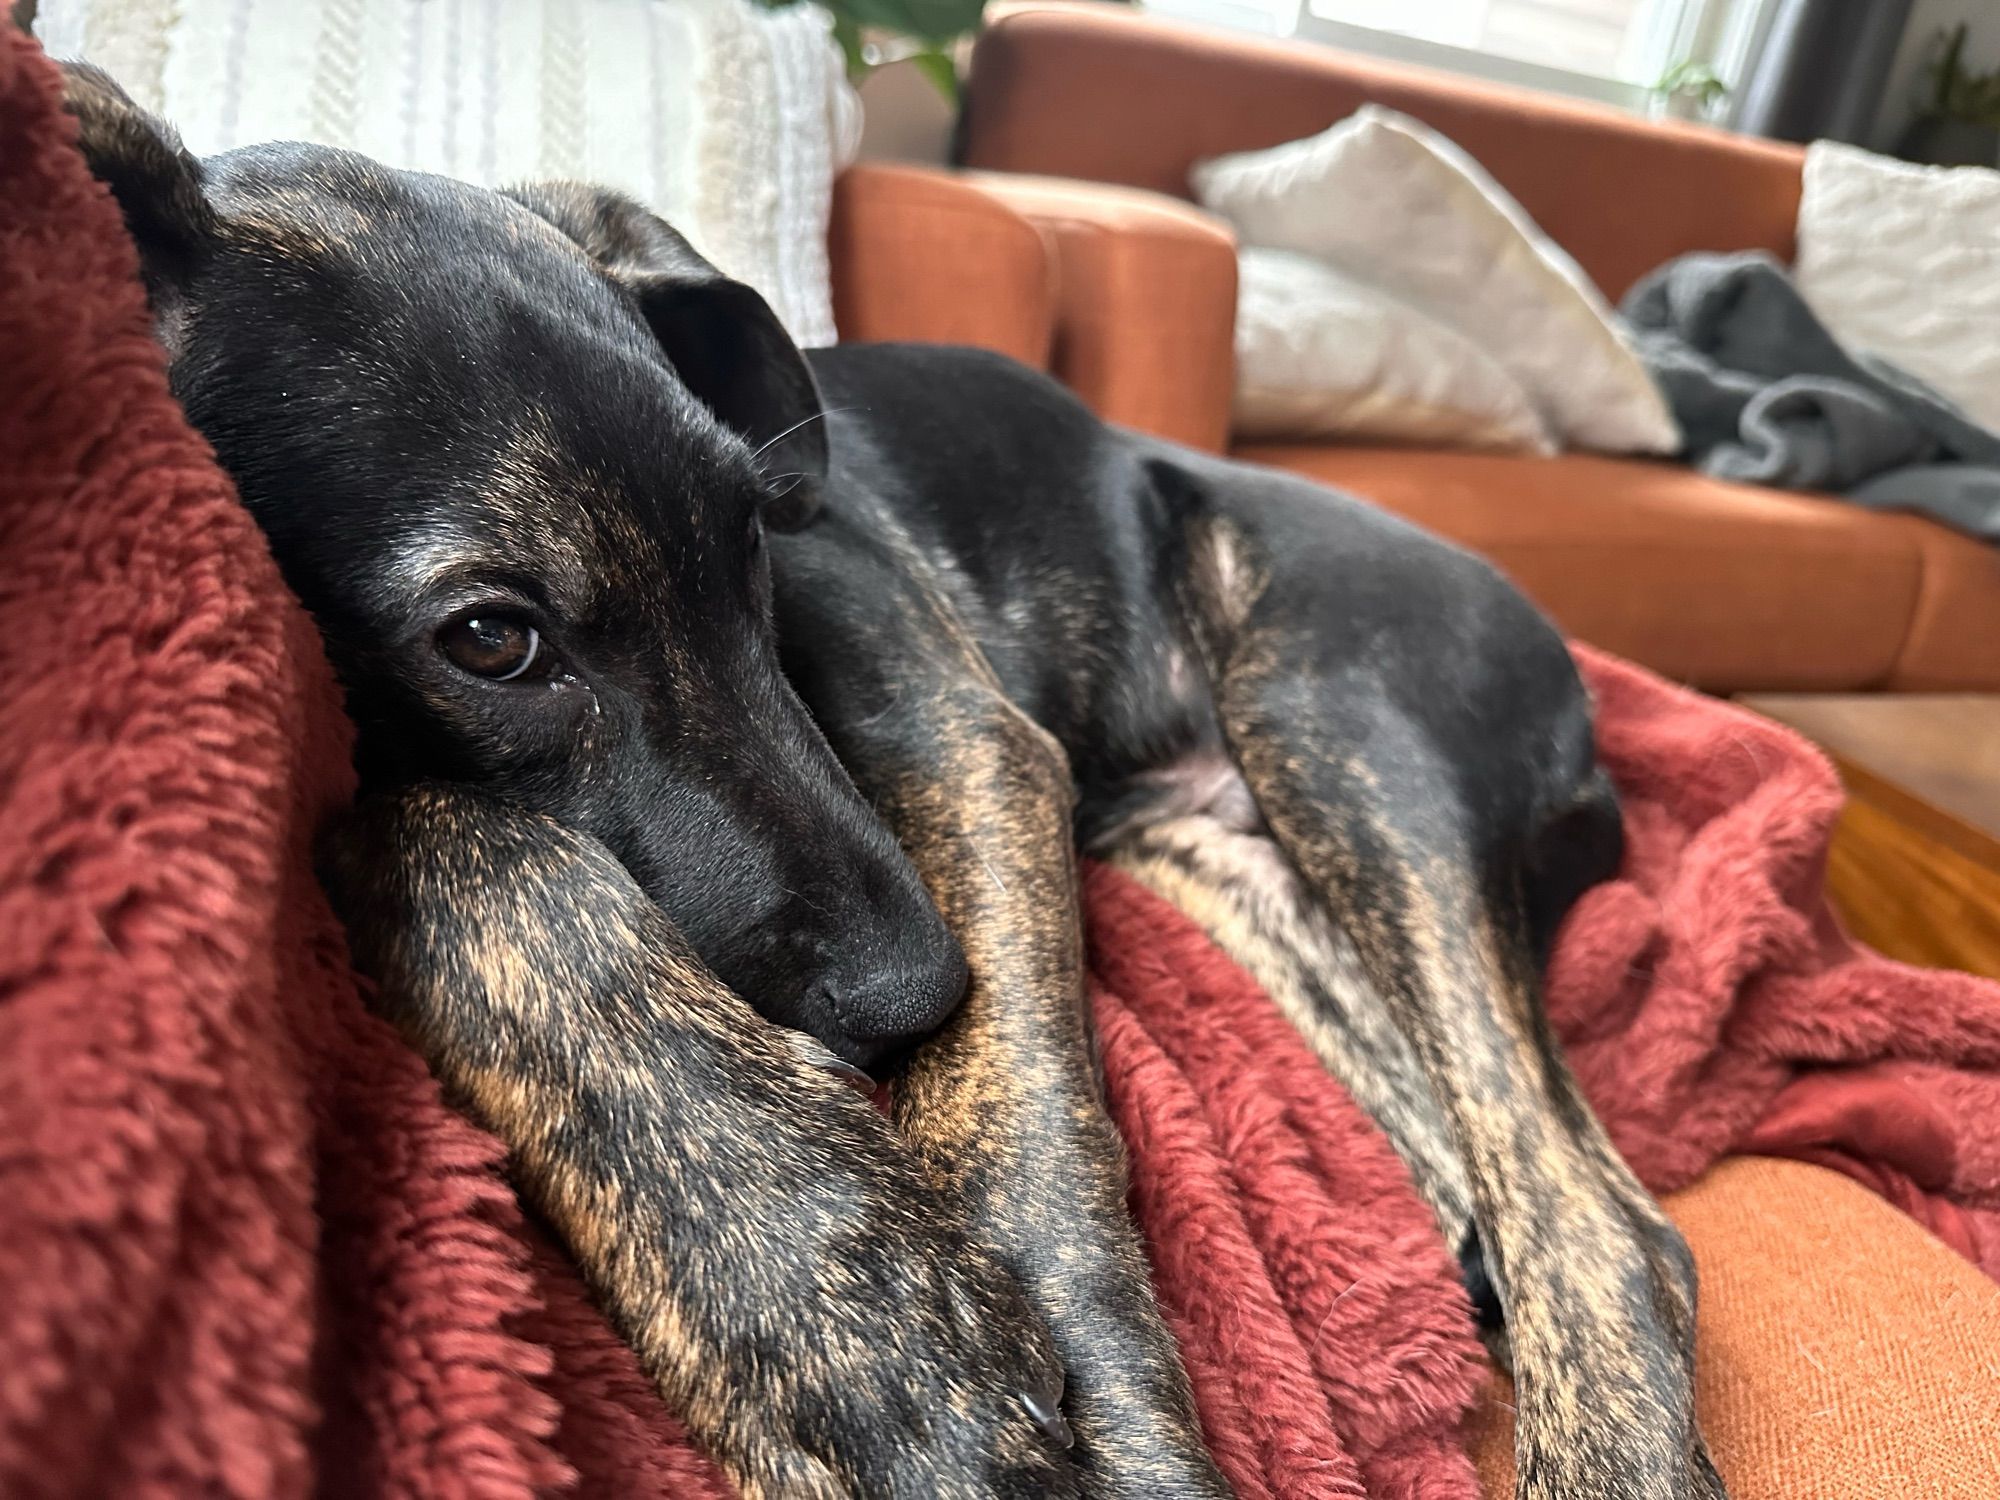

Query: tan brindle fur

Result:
[326,788,1080,1500]
[1174,515,1715,1500]
[795,505,1227,1494]
[1103,811,1473,1248]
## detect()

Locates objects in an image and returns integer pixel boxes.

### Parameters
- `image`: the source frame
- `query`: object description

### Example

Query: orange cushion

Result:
[1235,444,1934,693]
[965,172,1240,454]
[1466,1158,2000,1497]
[1876,510,2000,691]
[828,163,1056,367]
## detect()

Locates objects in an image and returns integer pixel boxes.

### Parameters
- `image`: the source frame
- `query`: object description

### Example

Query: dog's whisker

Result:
[855,687,904,728]
[780,884,831,918]
[748,404,862,464]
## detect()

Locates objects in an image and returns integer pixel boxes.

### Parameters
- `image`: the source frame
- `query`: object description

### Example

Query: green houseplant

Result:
[1898,22,2000,166]
[760,0,988,102]
[1649,58,1731,123]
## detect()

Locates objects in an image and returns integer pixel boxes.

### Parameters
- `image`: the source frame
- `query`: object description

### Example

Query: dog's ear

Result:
[59,64,218,344]
[503,182,827,531]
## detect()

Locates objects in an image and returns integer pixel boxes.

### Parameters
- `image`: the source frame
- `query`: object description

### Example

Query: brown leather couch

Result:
[912,0,2000,695]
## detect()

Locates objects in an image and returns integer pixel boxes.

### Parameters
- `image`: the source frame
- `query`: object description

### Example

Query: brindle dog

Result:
[65,65,1722,1500]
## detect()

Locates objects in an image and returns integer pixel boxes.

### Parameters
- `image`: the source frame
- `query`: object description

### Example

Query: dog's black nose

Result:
[809,939,970,1065]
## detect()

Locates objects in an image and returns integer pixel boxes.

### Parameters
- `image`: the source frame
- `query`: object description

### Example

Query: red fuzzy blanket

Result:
[5,30,1998,1498]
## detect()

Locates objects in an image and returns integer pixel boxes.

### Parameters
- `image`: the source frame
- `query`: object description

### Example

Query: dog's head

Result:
[64,66,966,1066]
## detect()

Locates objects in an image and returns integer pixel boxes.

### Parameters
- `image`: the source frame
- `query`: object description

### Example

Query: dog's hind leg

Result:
[775,525,1232,1499]
[321,783,1084,1500]
[1167,464,1721,1500]
[1099,810,1475,1254]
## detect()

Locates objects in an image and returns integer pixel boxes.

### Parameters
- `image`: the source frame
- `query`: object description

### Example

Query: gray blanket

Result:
[1620,251,2000,543]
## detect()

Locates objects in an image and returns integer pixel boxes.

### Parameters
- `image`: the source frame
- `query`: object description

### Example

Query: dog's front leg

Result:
[780,547,1231,1499]
[322,784,1084,1500]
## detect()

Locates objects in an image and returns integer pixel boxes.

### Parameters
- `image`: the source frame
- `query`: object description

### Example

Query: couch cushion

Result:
[41,0,859,347]
[1193,106,1678,456]
[1467,1158,2000,1499]
[1877,510,2000,691]
[1235,444,1925,692]
[1229,247,1554,453]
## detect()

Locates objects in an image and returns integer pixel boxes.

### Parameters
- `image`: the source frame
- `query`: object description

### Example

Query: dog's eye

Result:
[439,616,543,681]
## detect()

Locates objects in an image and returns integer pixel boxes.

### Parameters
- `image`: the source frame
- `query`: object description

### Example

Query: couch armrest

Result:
[963,1,1804,302]
[828,162,1055,367]
[965,172,1238,452]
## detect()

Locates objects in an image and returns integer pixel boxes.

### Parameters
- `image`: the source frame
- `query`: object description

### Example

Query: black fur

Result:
[64,64,1722,1500]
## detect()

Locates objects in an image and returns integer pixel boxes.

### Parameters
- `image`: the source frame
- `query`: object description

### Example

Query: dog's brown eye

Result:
[440,616,542,681]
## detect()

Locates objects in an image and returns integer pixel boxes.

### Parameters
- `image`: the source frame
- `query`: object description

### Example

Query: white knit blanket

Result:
[37,0,861,347]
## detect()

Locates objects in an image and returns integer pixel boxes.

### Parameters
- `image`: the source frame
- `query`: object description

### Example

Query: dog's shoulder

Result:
[806,341,1100,440]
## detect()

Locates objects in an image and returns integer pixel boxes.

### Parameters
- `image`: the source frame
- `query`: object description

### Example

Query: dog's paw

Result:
[1034,1287,1233,1500]
[930,1136,1230,1498]
[721,1214,1087,1499]
[671,1038,1079,1497]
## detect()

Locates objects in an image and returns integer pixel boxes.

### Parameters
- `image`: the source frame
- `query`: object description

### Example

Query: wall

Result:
[855,60,957,163]
[1874,0,2000,149]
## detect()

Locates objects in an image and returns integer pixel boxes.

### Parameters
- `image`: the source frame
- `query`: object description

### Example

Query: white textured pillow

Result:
[36,0,861,348]
[1797,141,2000,431]
[1193,106,1679,456]
[1233,248,1555,452]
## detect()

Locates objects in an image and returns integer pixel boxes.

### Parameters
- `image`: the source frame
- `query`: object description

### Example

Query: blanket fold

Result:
[1621,250,2000,542]
[5,29,1998,1498]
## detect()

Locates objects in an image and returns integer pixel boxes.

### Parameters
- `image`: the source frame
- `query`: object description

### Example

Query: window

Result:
[1140,0,1775,114]
[1307,0,1656,83]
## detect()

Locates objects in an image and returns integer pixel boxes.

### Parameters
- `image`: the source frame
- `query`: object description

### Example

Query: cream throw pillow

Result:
[1234,248,1555,453]
[36,0,861,348]
[1797,141,2000,431]
[1194,106,1679,455]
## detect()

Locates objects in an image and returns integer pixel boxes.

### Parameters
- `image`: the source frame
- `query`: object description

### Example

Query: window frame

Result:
[1137,0,1780,121]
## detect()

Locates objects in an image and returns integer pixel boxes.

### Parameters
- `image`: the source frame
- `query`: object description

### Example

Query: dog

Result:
[64,65,1723,1500]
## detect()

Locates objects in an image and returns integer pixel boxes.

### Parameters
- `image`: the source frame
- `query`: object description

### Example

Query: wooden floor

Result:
[1738,696,2000,980]
[1822,759,2000,979]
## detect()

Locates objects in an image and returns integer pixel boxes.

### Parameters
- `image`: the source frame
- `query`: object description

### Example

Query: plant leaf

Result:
[908,47,960,104]
[821,0,987,47]
[828,12,870,80]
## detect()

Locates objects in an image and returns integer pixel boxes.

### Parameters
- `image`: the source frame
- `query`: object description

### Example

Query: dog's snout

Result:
[815,940,970,1045]
[762,805,974,1065]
